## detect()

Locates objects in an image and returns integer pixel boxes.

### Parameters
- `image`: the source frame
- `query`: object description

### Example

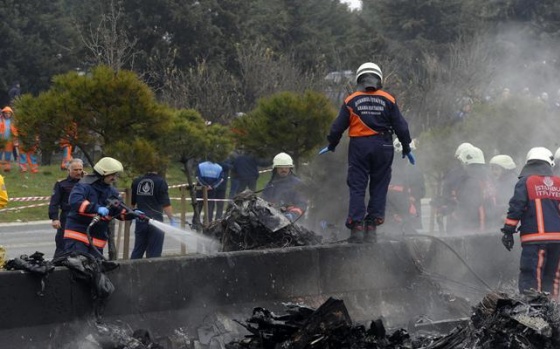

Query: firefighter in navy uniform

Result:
[501,147,560,298]
[64,157,141,258]
[325,62,414,243]
[48,158,84,258]
[386,139,425,233]
[261,152,307,222]
[489,154,518,229]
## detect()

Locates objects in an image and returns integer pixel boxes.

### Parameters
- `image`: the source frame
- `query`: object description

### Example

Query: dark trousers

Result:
[519,244,560,297]
[54,214,67,258]
[228,177,257,198]
[214,184,228,220]
[346,136,393,227]
[194,187,219,224]
[131,220,164,259]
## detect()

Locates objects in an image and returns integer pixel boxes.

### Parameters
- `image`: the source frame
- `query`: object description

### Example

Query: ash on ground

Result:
[226,291,560,349]
[204,190,321,252]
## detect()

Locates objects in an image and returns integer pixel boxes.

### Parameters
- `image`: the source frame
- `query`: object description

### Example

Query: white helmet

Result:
[272,152,294,168]
[454,142,474,158]
[489,155,516,170]
[93,157,124,176]
[554,147,560,163]
[458,146,485,165]
[526,147,554,166]
[393,138,417,153]
[355,62,383,89]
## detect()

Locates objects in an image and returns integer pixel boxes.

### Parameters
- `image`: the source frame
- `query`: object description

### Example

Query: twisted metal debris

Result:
[204,190,322,252]
[226,291,560,349]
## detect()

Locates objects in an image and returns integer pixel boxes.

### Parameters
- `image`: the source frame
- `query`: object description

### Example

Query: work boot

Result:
[347,221,364,243]
[364,220,377,243]
[364,217,383,243]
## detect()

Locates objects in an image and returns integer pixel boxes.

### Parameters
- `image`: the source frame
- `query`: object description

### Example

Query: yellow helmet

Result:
[93,157,123,176]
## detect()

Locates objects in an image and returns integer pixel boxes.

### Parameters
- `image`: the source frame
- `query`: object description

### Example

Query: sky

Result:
[341,0,361,10]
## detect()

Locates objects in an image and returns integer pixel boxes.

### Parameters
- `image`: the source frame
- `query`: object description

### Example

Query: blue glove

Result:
[169,217,179,227]
[318,146,330,155]
[97,206,109,216]
[402,151,416,165]
[133,209,148,222]
[284,212,296,222]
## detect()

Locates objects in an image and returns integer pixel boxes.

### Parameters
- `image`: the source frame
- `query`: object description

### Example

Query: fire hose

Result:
[86,196,151,260]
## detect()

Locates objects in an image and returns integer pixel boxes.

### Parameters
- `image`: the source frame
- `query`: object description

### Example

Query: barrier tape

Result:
[170,197,232,202]
[9,196,51,202]
[0,202,49,212]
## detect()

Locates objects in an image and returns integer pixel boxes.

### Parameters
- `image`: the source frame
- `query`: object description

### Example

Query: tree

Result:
[231,90,336,167]
[0,0,81,105]
[14,65,172,172]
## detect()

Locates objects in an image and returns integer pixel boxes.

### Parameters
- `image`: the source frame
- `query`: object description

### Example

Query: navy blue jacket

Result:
[261,173,307,213]
[48,176,80,220]
[327,89,411,152]
[505,161,560,245]
[64,175,134,248]
[131,173,171,222]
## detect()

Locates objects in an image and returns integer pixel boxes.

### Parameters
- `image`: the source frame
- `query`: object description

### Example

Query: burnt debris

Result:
[204,190,322,252]
[226,291,560,349]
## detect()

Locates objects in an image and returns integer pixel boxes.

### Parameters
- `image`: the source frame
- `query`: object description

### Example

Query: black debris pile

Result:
[226,297,429,349]
[205,190,322,252]
[72,322,166,349]
[428,290,560,348]
[5,251,55,295]
[226,292,560,349]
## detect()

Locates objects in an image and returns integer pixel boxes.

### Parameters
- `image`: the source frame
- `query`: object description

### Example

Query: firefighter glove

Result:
[501,224,516,251]
[134,209,148,222]
[403,151,416,165]
[284,212,296,222]
[318,146,330,155]
[97,206,109,217]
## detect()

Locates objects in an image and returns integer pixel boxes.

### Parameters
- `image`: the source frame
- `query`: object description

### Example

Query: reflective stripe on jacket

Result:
[63,229,107,248]
[506,174,560,244]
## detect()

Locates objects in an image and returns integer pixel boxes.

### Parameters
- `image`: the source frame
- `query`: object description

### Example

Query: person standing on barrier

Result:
[261,152,307,222]
[130,168,176,259]
[323,62,414,243]
[48,159,84,258]
[500,147,560,298]
[64,157,140,258]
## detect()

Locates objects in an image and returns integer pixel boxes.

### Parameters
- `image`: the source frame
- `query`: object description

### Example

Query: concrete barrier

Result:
[0,233,520,348]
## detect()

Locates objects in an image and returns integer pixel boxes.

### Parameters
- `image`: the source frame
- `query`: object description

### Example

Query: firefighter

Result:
[0,106,19,172]
[63,157,141,258]
[49,158,85,258]
[553,147,560,176]
[261,152,307,222]
[453,146,496,233]
[500,147,560,298]
[432,142,475,233]
[386,139,425,233]
[489,154,518,228]
[324,62,414,243]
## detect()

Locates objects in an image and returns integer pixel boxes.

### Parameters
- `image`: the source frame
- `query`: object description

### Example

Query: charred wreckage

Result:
[4,191,560,348]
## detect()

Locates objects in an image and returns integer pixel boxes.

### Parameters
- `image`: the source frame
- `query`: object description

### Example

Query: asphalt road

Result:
[0,220,215,260]
[0,199,438,261]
